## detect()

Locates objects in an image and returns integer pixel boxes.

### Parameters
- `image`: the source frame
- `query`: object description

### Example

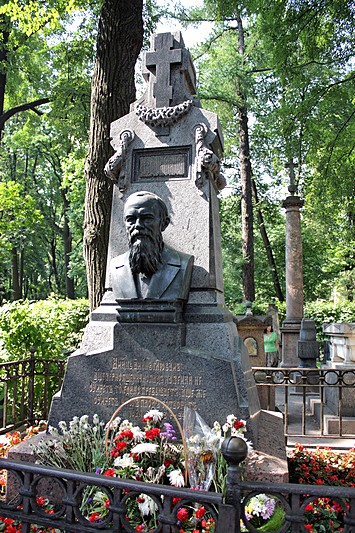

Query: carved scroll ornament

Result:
[104,129,135,192]
[194,123,226,191]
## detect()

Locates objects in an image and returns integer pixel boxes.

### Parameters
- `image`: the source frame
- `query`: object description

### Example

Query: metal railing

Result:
[252,366,355,444]
[1,444,355,532]
[0,352,66,433]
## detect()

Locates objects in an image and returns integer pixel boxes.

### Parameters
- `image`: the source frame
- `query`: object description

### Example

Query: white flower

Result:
[120,419,133,430]
[69,420,79,432]
[58,420,67,430]
[212,421,221,432]
[222,423,229,433]
[93,414,100,425]
[143,409,163,423]
[131,426,145,442]
[168,469,185,487]
[227,414,237,426]
[137,494,158,516]
[105,417,121,430]
[79,415,89,425]
[114,454,136,468]
[131,443,158,455]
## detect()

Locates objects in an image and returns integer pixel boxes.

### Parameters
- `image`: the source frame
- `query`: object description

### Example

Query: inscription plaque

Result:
[89,357,206,421]
[133,147,190,181]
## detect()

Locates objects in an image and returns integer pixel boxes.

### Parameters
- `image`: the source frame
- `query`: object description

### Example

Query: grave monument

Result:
[48,32,284,459]
[280,159,304,367]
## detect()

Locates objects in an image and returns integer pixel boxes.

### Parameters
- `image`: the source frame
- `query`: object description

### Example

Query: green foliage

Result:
[0,297,89,361]
[0,181,43,251]
[304,300,355,344]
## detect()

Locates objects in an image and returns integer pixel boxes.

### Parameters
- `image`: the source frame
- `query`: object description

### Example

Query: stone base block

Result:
[256,385,275,411]
[325,415,355,435]
[244,450,288,483]
[6,434,64,505]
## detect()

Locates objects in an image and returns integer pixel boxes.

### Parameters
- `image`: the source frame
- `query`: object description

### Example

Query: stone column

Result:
[281,194,304,367]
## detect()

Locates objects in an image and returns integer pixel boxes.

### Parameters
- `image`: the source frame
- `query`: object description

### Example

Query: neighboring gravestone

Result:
[48,33,283,456]
[298,318,319,368]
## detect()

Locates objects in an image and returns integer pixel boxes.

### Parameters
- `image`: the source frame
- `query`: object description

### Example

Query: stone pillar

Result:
[281,193,304,367]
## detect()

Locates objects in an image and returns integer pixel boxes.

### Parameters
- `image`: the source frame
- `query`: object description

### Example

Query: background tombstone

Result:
[48,32,285,461]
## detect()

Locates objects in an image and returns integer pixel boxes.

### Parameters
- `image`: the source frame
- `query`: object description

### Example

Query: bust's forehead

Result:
[124,195,159,214]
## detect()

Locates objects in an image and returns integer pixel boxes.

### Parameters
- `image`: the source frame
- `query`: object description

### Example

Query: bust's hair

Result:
[124,191,170,231]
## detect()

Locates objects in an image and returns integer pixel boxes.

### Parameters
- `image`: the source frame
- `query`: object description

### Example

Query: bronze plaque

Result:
[132,147,190,181]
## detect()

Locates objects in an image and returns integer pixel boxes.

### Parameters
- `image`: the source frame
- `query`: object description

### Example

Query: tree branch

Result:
[0,97,50,129]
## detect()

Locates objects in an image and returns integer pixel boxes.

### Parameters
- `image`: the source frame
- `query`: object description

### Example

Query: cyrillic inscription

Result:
[89,358,206,419]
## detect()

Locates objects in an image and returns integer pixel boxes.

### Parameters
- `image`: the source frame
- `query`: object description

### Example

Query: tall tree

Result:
[0,5,94,301]
[83,0,144,310]
[178,0,354,304]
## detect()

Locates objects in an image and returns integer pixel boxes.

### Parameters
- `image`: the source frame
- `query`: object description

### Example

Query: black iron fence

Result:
[0,352,66,433]
[252,366,355,444]
[1,443,355,532]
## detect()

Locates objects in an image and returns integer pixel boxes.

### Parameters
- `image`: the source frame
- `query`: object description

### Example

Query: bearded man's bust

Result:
[110,191,194,302]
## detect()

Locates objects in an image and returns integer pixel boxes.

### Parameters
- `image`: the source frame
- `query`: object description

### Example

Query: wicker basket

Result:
[105,395,188,484]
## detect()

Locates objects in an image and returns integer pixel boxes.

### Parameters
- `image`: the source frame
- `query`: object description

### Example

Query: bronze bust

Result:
[110,191,194,302]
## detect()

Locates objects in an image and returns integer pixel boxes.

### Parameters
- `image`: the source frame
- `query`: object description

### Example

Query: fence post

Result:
[221,436,248,533]
[27,347,36,425]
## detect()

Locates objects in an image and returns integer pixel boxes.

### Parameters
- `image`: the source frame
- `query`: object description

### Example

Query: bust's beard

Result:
[129,233,164,276]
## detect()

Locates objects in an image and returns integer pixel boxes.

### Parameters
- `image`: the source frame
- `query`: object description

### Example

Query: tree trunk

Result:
[252,180,284,301]
[83,0,144,310]
[49,238,60,293]
[237,16,255,302]
[0,19,9,143]
[11,247,21,300]
[61,188,75,299]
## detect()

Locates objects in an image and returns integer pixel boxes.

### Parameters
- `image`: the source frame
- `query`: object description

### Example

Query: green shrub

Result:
[0,297,89,361]
[304,300,355,344]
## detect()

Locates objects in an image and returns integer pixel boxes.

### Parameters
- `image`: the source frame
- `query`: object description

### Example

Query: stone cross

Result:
[285,158,297,195]
[145,33,183,107]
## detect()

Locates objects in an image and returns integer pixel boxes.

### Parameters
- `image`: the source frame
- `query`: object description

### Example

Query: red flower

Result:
[136,526,144,531]
[172,497,182,505]
[145,428,161,440]
[116,430,134,441]
[233,420,245,430]
[105,499,110,509]
[103,468,116,477]
[304,525,313,531]
[164,458,174,467]
[305,504,313,512]
[115,441,128,452]
[89,512,101,522]
[177,508,189,521]
[195,506,206,519]
[4,518,14,526]
[36,496,46,506]
[315,479,324,485]
[6,525,19,533]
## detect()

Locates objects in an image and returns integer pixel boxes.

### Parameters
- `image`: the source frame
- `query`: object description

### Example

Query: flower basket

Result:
[105,395,188,484]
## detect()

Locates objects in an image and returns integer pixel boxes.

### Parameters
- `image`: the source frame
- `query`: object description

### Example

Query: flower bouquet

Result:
[183,407,220,491]
[242,493,285,532]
